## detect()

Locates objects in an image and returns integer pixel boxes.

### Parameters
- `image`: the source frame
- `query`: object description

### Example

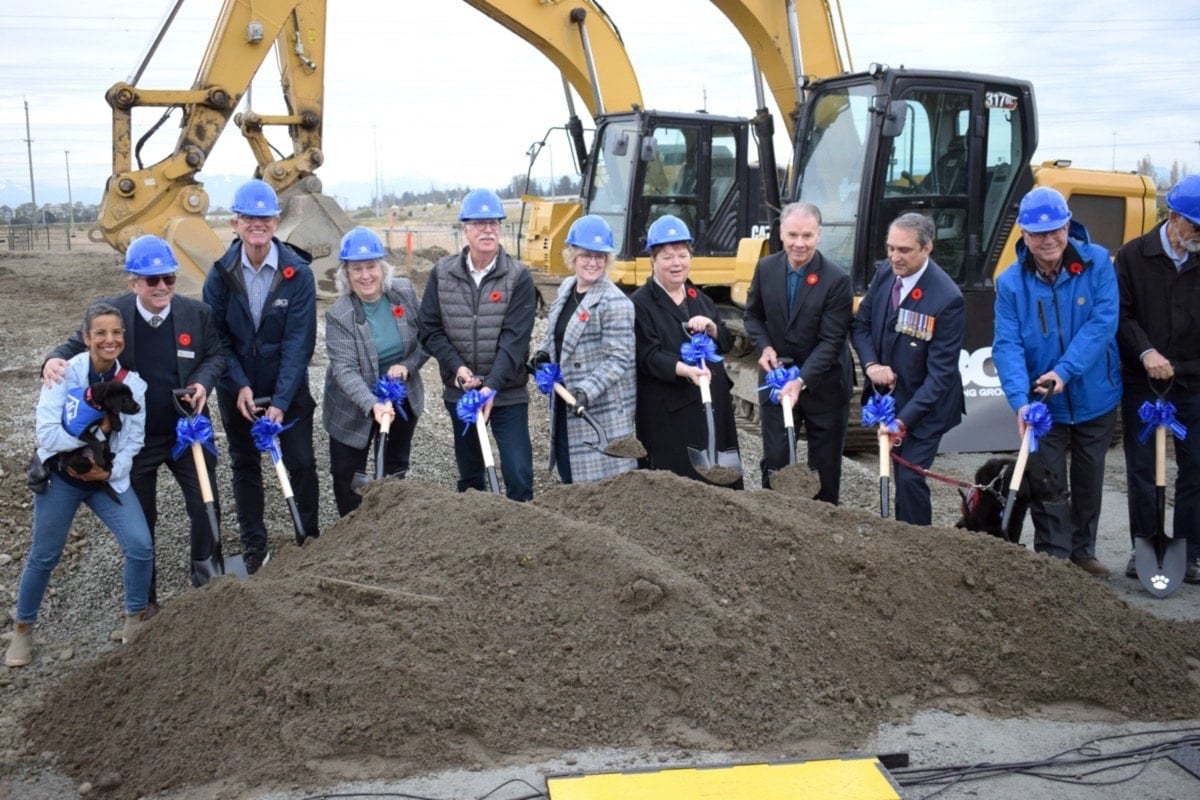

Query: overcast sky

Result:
[1,0,1196,206]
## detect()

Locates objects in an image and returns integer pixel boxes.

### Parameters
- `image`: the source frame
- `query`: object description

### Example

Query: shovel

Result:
[680,331,742,485]
[1001,383,1054,537]
[551,382,647,460]
[249,395,308,546]
[1134,386,1188,597]
[171,390,247,582]
[456,388,501,493]
[351,412,392,494]
[861,391,896,519]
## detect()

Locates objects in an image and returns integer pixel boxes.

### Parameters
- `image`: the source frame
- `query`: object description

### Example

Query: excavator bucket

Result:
[275,184,355,300]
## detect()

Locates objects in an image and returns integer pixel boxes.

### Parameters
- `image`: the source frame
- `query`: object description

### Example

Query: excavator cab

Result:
[582,109,767,296]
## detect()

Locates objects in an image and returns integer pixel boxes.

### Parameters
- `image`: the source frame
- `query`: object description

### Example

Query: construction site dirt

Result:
[0,250,1197,800]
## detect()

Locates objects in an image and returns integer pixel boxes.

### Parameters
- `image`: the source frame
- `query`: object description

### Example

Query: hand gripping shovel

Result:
[249,396,308,546]
[761,363,801,466]
[171,390,247,582]
[861,392,897,518]
[1134,384,1189,597]
[352,375,408,494]
[680,332,742,485]
[532,362,646,459]
[1000,390,1054,538]
[456,388,501,493]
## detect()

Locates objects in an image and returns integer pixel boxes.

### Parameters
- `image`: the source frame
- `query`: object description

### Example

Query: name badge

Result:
[273,298,289,308]
[177,349,195,359]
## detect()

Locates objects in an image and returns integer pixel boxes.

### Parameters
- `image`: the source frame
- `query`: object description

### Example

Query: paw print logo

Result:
[1151,574,1170,591]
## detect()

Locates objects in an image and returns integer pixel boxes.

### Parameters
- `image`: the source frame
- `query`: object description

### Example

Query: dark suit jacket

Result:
[742,249,853,403]
[850,259,966,439]
[48,292,227,395]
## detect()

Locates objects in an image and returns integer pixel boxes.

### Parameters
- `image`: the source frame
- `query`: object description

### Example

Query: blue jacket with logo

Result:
[992,220,1120,424]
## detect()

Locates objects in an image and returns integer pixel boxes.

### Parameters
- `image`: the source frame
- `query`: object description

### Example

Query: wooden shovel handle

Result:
[781,394,795,431]
[552,383,578,408]
[1009,428,1032,494]
[475,419,496,469]
[1155,425,1166,488]
[378,411,394,436]
[190,442,215,504]
[274,456,295,500]
[698,372,713,405]
[877,423,891,479]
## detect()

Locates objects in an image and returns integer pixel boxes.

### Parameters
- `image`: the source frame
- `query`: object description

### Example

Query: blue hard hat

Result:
[459,189,506,221]
[565,215,615,253]
[1017,187,1071,233]
[645,214,694,249]
[1166,175,1200,225]
[231,178,282,217]
[339,227,386,261]
[125,235,179,276]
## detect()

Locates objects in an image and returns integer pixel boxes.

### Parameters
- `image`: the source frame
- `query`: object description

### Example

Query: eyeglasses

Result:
[576,253,608,265]
[141,274,177,287]
[468,220,501,231]
[1024,226,1067,241]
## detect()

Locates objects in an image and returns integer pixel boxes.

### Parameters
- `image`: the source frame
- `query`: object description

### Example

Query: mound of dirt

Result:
[26,472,1200,798]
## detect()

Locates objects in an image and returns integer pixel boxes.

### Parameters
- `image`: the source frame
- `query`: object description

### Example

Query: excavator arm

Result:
[461,0,643,117]
[708,0,851,138]
[93,0,348,289]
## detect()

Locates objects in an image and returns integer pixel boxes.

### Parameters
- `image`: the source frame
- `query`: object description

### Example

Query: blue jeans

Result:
[15,474,153,622]
[446,401,533,501]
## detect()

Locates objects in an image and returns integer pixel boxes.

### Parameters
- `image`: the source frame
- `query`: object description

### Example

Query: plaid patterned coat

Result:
[537,275,637,482]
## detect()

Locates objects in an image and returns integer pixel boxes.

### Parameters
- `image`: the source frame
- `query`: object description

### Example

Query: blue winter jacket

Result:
[992,220,1120,424]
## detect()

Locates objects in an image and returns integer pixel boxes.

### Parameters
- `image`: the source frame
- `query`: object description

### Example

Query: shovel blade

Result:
[351,470,371,495]
[1135,535,1188,598]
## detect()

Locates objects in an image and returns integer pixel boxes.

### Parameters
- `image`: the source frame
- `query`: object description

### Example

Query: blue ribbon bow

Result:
[172,414,218,461]
[1137,398,1188,445]
[533,363,563,396]
[759,366,801,405]
[680,332,723,367]
[250,417,295,463]
[1021,401,1053,452]
[373,375,410,422]
[455,387,494,435]
[861,393,897,431]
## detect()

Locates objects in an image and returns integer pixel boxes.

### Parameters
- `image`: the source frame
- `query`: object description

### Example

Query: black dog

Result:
[955,456,1062,544]
[59,382,140,498]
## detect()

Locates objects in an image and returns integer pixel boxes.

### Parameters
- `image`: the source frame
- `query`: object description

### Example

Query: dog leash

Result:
[890,452,1004,501]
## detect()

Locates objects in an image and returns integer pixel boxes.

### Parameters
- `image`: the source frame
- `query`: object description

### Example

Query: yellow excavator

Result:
[90,0,352,292]
[504,0,1156,451]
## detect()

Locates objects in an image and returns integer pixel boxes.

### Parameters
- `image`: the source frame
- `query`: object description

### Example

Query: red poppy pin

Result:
[579,310,589,323]
[490,291,502,303]
[282,266,296,280]
[392,305,405,318]
[1068,262,1083,275]
[910,288,923,301]
[805,273,818,286]
[178,333,192,347]
[686,287,698,299]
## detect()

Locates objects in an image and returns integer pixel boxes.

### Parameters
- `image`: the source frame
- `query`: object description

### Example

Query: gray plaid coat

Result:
[537,275,637,482]
[323,279,427,449]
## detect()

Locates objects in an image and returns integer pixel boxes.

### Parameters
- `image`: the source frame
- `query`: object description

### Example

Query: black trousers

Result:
[328,402,418,517]
[217,386,320,553]
[760,391,848,503]
[1028,407,1117,560]
[129,430,220,604]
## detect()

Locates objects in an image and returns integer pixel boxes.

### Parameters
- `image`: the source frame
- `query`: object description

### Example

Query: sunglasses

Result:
[141,274,177,287]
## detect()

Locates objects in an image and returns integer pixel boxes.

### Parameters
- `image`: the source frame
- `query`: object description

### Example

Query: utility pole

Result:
[1111,131,1117,171]
[65,150,75,250]
[23,99,40,224]
[373,125,381,218]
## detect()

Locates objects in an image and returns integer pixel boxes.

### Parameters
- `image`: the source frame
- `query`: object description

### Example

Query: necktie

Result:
[150,315,163,328]
[786,269,802,312]
[889,277,902,312]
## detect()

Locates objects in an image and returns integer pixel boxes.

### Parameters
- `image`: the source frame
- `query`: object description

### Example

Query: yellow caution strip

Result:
[546,756,902,799]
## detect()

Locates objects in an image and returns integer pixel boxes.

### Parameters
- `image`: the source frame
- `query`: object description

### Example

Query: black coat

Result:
[631,277,741,486]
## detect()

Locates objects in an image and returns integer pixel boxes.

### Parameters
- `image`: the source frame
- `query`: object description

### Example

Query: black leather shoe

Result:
[1185,559,1200,585]
[1124,552,1137,579]
[243,549,269,576]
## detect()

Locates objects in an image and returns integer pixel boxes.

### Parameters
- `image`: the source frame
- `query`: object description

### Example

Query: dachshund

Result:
[59,382,140,501]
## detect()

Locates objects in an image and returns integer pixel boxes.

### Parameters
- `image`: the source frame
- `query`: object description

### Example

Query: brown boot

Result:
[122,610,148,644]
[4,622,33,667]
